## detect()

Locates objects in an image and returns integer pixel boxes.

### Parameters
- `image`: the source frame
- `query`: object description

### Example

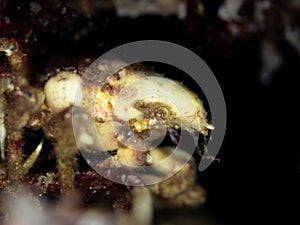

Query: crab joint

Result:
[0,37,28,81]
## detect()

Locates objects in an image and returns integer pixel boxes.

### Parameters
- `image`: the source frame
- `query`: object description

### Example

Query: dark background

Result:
[1,0,300,224]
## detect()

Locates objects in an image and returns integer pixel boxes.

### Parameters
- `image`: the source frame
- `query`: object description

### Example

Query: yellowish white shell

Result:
[44,71,81,112]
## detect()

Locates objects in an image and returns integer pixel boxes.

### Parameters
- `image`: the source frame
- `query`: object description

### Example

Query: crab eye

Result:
[2,43,16,56]
[9,43,16,52]
[154,106,169,119]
